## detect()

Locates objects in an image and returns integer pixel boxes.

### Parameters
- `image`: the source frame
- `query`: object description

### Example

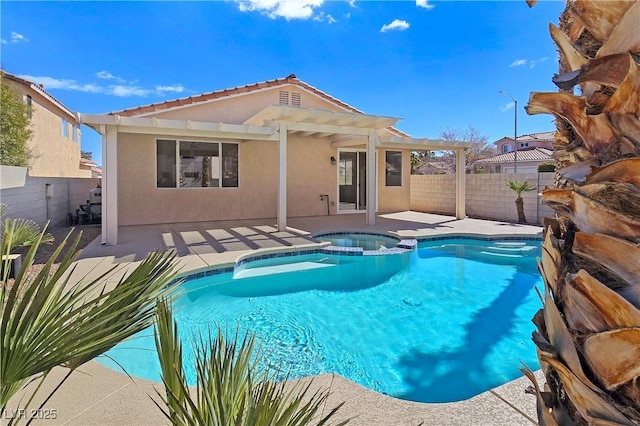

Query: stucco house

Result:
[1,70,88,178]
[478,131,554,173]
[81,75,473,245]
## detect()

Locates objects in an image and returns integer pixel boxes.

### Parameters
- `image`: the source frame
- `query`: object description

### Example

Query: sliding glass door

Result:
[338,150,367,213]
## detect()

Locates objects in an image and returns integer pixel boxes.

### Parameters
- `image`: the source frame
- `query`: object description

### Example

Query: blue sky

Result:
[1,0,564,166]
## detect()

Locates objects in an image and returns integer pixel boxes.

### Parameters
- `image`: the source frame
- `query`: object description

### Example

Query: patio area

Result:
[13,211,545,425]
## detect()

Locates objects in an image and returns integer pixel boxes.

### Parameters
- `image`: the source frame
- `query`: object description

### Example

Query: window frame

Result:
[155,139,239,189]
[25,95,32,118]
[385,150,403,187]
[61,117,69,138]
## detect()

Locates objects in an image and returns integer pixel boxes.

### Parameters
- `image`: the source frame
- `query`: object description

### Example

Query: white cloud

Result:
[539,56,549,62]
[500,102,515,112]
[155,84,186,93]
[381,19,409,33]
[18,74,187,98]
[313,11,337,23]
[1,39,7,45]
[110,85,153,97]
[10,32,28,43]
[509,59,527,67]
[348,0,356,7]
[95,70,126,83]
[19,75,103,93]
[416,0,435,10]
[236,0,324,20]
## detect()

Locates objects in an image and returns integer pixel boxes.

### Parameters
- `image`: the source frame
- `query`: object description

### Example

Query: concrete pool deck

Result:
[7,212,546,425]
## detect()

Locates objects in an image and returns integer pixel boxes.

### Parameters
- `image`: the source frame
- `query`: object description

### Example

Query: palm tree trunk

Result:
[523,1,640,424]
[515,197,526,224]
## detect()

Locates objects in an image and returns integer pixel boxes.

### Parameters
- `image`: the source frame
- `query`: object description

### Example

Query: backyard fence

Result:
[0,165,100,227]
[410,172,555,225]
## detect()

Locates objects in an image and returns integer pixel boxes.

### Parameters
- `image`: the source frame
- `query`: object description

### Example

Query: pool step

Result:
[233,260,337,279]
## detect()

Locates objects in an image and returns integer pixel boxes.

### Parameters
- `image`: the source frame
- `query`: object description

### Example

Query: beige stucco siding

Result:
[117,131,411,226]
[286,136,338,217]
[7,83,84,178]
[377,150,411,212]
[148,85,351,124]
[117,133,278,226]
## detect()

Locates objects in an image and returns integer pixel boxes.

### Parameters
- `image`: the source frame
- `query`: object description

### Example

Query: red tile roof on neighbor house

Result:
[109,74,410,137]
[1,70,77,120]
[477,147,553,164]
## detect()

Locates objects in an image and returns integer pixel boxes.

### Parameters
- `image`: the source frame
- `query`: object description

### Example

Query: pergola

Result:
[81,106,473,246]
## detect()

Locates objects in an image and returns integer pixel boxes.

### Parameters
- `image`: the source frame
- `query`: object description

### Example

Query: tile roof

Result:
[494,131,555,144]
[477,147,554,164]
[109,74,410,137]
[1,70,77,120]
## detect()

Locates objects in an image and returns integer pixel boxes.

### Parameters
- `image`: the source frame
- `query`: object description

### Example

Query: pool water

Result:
[99,238,542,403]
[314,233,399,250]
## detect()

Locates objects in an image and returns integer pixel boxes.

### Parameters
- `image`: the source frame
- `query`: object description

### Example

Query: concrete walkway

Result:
[7,212,545,425]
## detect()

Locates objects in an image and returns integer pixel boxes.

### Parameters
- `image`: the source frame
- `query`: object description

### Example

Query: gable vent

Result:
[291,92,301,107]
[279,91,289,105]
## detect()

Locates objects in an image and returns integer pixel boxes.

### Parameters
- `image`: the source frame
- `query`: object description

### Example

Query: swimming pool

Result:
[99,237,542,403]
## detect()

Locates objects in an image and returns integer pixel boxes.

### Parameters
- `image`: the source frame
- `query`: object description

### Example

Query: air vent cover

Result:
[291,92,301,107]
[279,91,289,105]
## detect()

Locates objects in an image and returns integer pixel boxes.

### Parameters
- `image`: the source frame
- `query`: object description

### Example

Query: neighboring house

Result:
[494,131,554,154]
[415,161,449,175]
[79,158,103,178]
[1,70,87,178]
[81,74,474,245]
[475,146,554,174]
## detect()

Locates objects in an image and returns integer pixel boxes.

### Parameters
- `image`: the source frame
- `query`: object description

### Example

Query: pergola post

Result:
[455,149,466,220]
[366,129,377,225]
[102,125,118,245]
[277,122,288,231]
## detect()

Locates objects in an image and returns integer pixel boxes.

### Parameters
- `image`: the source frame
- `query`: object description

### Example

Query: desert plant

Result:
[153,298,348,426]
[0,216,179,424]
[0,204,53,258]
[506,180,536,224]
[537,162,555,173]
[523,0,640,424]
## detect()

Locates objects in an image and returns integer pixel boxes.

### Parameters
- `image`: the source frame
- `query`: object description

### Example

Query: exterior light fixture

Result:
[330,156,336,165]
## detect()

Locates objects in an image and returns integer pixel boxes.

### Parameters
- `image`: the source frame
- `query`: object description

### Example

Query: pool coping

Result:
[172,231,543,284]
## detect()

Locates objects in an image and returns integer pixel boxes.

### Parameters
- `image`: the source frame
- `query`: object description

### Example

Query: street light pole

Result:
[499,90,518,174]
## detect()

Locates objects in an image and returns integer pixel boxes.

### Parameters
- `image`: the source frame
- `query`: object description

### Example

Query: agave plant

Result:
[506,181,536,224]
[523,0,640,424]
[0,204,53,262]
[153,298,348,426]
[0,214,179,425]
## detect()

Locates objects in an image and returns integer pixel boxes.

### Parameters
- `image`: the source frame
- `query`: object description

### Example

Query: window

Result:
[502,144,512,153]
[61,118,69,138]
[157,140,177,187]
[385,151,402,186]
[72,124,79,142]
[156,140,238,188]
[339,157,353,185]
[26,95,32,118]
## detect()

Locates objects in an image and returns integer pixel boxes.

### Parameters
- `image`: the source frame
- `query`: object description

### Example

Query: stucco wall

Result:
[151,84,351,124]
[116,133,413,226]
[378,150,411,212]
[410,173,555,224]
[6,81,84,178]
[0,165,99,226]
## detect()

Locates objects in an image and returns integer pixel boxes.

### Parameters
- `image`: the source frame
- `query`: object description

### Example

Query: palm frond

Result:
[1,222,179,410]
[153,301,348,425]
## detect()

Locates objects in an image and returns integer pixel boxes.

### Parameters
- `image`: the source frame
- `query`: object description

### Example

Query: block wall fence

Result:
[0,166,100,227]
[410,172,555,225]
